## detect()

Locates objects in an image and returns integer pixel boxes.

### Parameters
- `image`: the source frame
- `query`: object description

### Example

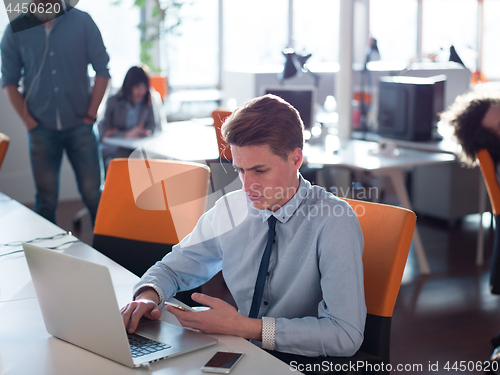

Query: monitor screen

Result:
[377,75,445,142]
[263,86,316,129]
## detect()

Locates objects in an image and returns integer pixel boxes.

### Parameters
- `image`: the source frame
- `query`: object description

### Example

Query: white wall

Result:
[0,88,80,204]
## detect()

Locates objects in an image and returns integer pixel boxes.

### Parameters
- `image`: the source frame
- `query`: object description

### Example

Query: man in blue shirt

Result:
[1,1,110,224]
[121,95,366,358]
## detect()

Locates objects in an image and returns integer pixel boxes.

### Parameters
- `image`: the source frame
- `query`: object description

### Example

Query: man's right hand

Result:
[120,289,162,333]
[3,85,38,131]
[25,117,38,131]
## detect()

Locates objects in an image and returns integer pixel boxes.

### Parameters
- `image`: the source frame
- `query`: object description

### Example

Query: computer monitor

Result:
[263,86,317,129]
[377,75,446,142]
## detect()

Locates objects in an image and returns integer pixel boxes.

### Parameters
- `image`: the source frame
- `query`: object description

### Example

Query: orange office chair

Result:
[92,158,210,304]
[272,199,416,374]
[211,109,232,161]
[343,198,416,368]
[477,149,500,294]
[149,75,168,101]
[0,132,10,172]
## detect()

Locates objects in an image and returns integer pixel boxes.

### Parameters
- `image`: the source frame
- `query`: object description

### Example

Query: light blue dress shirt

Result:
[0,8,110,130]
[135,176,366,357]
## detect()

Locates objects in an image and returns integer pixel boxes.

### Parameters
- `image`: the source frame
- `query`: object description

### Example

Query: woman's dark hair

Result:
[117,65,151,105]
[440,87,500,166]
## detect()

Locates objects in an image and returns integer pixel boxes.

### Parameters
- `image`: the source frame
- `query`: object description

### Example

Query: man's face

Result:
[231,144,302,212]
[482,104,500,139]
[32,0,61,21]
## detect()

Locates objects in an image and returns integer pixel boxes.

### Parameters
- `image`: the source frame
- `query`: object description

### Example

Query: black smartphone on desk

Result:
[201,351,245,373]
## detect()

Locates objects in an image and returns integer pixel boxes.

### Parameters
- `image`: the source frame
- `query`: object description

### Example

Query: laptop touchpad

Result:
[137,319,181,335]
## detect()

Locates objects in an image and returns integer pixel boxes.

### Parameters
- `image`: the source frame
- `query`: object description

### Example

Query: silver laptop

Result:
[23,243,217,368]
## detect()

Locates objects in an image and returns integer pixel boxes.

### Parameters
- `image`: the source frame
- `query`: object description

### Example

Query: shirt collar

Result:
[23,10,62,29]
[30,3,69,25]
[260,174,309,224]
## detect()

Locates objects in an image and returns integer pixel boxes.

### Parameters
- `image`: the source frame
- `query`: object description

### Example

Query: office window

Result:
[161,0,218,88]
[421,0,477,70]
[76,0,140,88]
[482,0,500,80]
[160,0,219,87]
[370,0,417,63]
[0,6,8,35]
[0,9,7,84]
[293,0,340,65]
[0,1,140,88]
[223,0,288,70]
[0,6,11,71]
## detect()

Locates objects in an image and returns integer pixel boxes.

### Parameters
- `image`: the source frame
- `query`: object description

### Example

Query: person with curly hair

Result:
[440,87,500,170]
[442,87,500,368]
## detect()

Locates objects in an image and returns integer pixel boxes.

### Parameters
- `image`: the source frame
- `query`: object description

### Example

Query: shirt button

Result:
[54,87,59,92]
[263,301,268,306]
[50,51,54,56]
[52,70,56,74]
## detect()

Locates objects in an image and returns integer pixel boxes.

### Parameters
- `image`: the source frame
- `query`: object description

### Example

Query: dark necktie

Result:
[248,215,277,319]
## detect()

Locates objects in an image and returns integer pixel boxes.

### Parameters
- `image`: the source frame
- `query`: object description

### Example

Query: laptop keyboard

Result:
[128,333,171,358]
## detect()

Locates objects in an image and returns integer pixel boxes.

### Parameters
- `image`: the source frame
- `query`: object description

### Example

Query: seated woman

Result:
[99,65,164,168]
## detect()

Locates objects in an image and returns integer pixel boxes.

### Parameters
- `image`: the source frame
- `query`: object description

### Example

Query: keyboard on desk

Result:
[128,333,171,358]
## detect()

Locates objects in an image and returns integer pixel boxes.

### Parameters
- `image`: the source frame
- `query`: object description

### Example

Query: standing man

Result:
[121,95,366,359]
[1,0,110,224]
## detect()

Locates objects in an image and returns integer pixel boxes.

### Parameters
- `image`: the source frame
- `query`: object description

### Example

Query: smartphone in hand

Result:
[164,301,196,312]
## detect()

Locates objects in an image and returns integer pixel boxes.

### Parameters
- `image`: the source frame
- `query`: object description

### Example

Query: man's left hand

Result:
[164,293,262,340]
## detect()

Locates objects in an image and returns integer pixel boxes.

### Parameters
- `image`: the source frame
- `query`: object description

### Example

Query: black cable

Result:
[0,239,82,258]
[0,231,72,247]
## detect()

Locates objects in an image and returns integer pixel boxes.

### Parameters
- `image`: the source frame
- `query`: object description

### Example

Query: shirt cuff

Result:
[261,317,276,351]
[133,283,164,307]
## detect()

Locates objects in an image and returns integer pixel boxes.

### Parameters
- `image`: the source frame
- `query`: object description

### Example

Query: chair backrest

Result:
[477,149,500,216]
[149,75,168,101]
[0,132,10,172]
[342,198,416,363]
[211,109,233,161]
[93,158,210,276]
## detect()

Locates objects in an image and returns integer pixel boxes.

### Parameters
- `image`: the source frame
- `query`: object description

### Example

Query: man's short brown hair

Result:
[221,94,304,160]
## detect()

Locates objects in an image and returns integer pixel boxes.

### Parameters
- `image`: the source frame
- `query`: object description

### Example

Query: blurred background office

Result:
[2,0,500,203]
[2,0,500,371]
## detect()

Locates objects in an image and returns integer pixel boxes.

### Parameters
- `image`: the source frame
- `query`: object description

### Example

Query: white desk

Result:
[0,192,294,375]
[305,138,456,275]
[0,192,139,302]
[103,119,243,210]
[102,118,220,162]
[356,131,487,266]
[354,130,460,155]
[0,292,293,375]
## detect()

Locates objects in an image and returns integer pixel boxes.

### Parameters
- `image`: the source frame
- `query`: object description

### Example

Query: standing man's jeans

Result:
[28,123,104,225]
